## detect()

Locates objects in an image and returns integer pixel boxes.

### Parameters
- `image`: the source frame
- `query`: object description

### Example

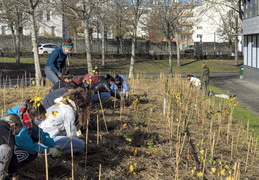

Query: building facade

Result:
[243,0,259,84]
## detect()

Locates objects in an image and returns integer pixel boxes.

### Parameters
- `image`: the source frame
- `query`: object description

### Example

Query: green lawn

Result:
[0,57,242,75]
[209,84,259,138]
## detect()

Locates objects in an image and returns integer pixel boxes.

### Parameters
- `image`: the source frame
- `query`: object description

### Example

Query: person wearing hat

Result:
[0,114,23,180]
[44,38,74,84]
[6,99,61,179]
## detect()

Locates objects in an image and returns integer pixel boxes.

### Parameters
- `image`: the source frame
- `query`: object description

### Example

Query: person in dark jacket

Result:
[201,62,210,96]
[0,114,23,180]
[91,78,120,104]
[43,81,79,109]
[44,38,73,84]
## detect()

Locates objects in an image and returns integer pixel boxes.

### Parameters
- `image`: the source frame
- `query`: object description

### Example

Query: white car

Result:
[38,43,59,54]
[0,48,3,56]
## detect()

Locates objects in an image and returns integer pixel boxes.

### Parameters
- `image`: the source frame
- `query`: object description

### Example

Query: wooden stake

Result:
[98,164,102,180]
[97,115,99,145]
[44,149,49,180]
[245,135,252,172]
[97,91,108,132]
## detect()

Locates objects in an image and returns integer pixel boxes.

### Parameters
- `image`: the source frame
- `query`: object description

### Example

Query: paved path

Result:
[212,77,259,116]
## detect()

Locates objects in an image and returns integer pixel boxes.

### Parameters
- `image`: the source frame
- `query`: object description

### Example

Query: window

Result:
[46,10,51,21]
[39,12,43,20]
[244,0,259,18]
[196,18,202,22]
[18,27,23,35]
[197,34,202,38]
[51,26,56,36]
[1,26,6,35]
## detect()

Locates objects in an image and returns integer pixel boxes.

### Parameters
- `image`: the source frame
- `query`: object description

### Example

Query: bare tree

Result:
[15,0,43,86]
[146,1,195,73]
[52,0,96,74]
[0,0,24,65]
[115,0,151,78]
[196,0,243,65]
[94,0,113,67]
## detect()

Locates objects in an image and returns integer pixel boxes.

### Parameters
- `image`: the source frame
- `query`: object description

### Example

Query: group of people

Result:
[0,38,130,179]
[187,63,235,99]
[187,62,210,95]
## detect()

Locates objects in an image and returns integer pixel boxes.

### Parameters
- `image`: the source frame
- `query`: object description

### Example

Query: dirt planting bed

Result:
[0,75,258,180]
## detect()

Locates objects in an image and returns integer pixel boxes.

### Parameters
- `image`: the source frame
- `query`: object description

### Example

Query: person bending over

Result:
[7,99,61,178]
[44,38,74,84]
[0,114,23,180]
[40,88,91,154]
[91,77,120,104]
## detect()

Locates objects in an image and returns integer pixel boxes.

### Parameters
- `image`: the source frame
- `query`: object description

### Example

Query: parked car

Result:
[38,43,58,54]
[0,48,3,56]
[184,45,195,53]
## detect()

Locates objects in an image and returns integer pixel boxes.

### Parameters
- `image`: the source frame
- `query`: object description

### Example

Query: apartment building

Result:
[243,0,259,84]
[0,7,64,37]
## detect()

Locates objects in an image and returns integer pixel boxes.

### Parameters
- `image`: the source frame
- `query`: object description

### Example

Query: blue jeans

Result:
[54,136,85,154]
[44,66,60,84]
[91,92,111,104]
[0,144,12,179]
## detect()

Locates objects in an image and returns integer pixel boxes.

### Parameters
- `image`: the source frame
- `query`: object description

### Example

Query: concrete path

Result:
[212,77,259,116]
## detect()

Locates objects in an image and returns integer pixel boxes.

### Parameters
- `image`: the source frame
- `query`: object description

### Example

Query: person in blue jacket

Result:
[44,38,74,84]
[7,99,61,166]
[111,74,130,99]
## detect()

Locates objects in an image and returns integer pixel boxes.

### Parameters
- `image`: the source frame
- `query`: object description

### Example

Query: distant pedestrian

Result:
[201,63,210,96]
[44,38,74,84]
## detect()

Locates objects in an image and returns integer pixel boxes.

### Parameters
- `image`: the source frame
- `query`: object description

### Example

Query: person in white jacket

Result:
[187,74,201,89]
[40,88,90,154]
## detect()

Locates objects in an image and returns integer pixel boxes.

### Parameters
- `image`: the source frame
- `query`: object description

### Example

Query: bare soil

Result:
[1,74,259,180]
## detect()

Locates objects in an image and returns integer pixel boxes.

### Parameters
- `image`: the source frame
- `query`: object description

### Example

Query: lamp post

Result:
[200,35,203,60]
[214,32,216,57]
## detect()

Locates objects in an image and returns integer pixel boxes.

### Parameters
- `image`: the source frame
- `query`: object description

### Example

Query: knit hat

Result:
[0,114,22,127]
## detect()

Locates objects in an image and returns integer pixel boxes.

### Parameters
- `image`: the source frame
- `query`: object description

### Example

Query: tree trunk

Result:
[83,20,92,74]
[129,29,136,78]
[29,11,43,86]
[101,21,105,67]
[73,29,77,53]
[167,40,173,74]
[176,33,180,67]
[15,7,21,65]
[120,37,123,54]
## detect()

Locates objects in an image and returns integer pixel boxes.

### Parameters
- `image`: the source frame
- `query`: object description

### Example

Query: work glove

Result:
[48,147,62,158]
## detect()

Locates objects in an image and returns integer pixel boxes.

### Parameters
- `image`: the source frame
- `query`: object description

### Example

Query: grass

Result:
[1,56,256,137]
[208,84,259,138]
[0,57,243,75]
